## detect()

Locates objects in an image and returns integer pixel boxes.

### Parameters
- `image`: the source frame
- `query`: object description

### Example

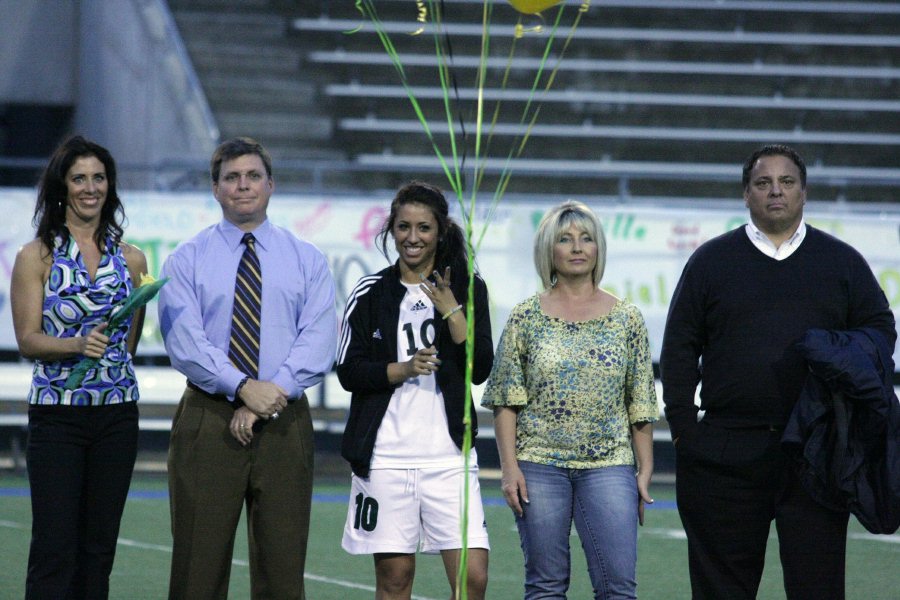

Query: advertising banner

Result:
[1,189,898,372]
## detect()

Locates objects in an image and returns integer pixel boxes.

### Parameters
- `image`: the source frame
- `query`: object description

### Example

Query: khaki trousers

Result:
[167,387,314,600]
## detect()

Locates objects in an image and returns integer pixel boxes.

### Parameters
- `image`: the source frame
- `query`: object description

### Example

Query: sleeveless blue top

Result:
[28,234,139,406]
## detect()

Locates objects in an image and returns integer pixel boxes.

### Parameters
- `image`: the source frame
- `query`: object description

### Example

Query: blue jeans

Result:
[516,462,638,599]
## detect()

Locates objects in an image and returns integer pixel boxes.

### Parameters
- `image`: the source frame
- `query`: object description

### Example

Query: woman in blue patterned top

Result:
[11,135,148,599]
[481,201,657,599]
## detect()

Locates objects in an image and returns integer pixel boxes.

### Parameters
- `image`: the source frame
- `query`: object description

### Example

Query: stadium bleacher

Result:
[155,1,900,201]
[282,0,899,200]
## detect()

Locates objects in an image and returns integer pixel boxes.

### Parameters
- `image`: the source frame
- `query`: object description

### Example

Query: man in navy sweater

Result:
[660,144,896,600]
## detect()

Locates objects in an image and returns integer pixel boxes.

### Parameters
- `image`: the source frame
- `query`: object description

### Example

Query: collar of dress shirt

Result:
[745,219,806,260]
[219,217,272,253]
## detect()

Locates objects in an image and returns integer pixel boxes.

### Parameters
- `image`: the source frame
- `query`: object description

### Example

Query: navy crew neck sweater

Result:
[660,225,895,439]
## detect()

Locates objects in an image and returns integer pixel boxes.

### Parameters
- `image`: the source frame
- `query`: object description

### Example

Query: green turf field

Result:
[1,473,898,599]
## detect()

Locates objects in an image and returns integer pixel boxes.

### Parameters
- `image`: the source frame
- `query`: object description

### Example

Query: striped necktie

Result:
[228,232,261,379]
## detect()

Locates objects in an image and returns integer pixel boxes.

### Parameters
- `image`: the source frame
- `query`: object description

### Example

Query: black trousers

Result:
[675,420,849,600]
[25,402,139,600]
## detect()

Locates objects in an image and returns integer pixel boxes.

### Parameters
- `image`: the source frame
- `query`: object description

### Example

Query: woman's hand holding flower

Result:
[80,322,110,359]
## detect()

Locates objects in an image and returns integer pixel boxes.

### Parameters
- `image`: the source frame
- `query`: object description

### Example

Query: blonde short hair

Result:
[533,201,606,289]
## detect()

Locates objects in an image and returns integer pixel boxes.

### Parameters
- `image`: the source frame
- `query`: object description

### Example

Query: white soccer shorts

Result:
[341,465,490,555]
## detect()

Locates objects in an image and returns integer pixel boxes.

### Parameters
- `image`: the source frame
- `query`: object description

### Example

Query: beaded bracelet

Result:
[442,304,463,320]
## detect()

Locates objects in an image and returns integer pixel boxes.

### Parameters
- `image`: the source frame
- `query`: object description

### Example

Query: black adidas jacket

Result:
[337,263,493,477]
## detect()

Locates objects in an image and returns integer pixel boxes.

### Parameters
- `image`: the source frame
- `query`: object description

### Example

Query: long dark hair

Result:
[33,135,125,253]
[378,181,471,279]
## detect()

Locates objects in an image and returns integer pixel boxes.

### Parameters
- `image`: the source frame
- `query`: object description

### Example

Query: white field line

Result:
[117,537,440,599]
[515,523,900,545]
[120,538,440,598]
[847,532,900,544]
[1,523,439,600]
[5,518,898,598]
[0,519,27,530]
[638,529,900,544]
[641,527,689,540]
[9,518,900,547]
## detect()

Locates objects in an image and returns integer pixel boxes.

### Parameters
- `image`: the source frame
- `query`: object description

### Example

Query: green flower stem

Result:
[63,278,169,390]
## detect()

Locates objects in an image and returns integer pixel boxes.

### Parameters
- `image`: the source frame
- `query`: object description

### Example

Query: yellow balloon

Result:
[507,0,563,15]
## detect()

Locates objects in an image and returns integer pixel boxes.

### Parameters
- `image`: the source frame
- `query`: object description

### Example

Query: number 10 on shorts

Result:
[354,493,379,531]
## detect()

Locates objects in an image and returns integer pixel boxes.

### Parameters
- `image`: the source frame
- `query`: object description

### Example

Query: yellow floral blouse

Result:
[481,294,658,469]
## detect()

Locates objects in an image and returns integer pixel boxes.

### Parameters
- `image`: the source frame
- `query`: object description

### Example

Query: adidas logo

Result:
[372,329,382,340]
[410,300,429,312]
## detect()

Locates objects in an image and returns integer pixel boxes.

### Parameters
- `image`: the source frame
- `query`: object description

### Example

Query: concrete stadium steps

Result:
[202,74,317,111]
[169,9,288,40]
[167,3,342,169]
[215,110,330,143]
[182,39,306,77]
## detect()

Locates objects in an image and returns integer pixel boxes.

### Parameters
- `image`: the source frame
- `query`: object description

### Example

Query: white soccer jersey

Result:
[370,282,471,469]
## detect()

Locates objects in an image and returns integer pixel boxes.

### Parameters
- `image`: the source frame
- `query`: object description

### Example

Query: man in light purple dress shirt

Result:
[158,137,337,600]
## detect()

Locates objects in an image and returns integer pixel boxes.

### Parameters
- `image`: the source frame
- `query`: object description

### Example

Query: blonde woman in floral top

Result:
[481,201,657,599]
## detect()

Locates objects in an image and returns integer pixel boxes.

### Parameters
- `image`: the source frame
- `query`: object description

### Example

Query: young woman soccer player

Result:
[337,181,493,599]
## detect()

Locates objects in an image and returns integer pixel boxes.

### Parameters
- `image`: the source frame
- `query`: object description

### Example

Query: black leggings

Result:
[25,402,138,600]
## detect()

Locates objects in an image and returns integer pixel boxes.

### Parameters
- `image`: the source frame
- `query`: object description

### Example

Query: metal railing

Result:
[294,17,900,47]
